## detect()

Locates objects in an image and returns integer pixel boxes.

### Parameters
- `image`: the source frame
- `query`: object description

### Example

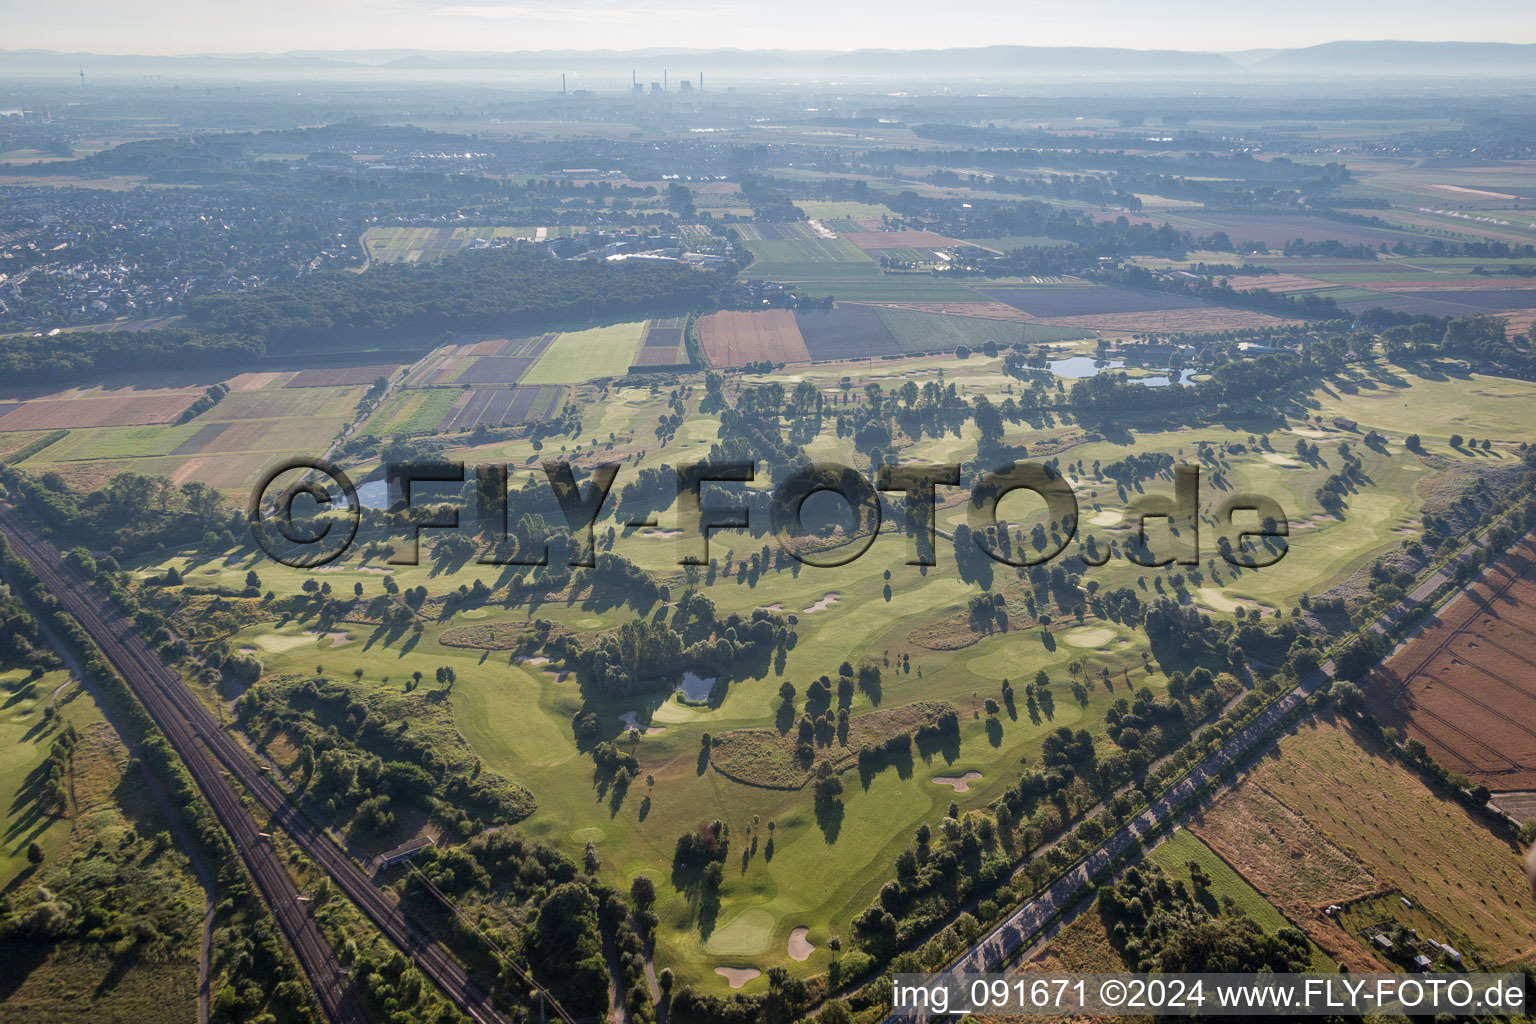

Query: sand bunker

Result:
[250,633,317,653]
[1262,453,1304,468]
[1064,627,1115,648]
[519,656,551,665]
[305,630,353,647]
[619,710,664,735]
[1087,509,1123,527]
[715,968,760,989]
[932,770,982,793]
[803,592,841,613]
[1196,588,1263,614]
[787,927,815,961]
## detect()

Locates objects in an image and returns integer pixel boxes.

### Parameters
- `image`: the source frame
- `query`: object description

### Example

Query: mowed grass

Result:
[1148,829,1333,969]
[520,322,647,385]
[1248,715,1536,967]
[1300,363,1536,444]
[160,524,1173,990]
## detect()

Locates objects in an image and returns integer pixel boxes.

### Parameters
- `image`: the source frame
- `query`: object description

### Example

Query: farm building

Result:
[375,836,435,870]
[1333,417,1359,431]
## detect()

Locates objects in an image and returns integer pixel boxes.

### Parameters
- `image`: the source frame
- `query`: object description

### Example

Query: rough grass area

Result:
[439,620,538,650]
[0,721,202,1024]
[1247,715,1536,967]
[708,700,956,789]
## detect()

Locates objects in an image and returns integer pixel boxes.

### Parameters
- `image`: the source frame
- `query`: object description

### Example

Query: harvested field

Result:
[698,310,810,366]
[1340,294,1488,317]
[978,285,1208,318]
[857,300,1037,322]
[1032,308,1296,332]
[225,371,290,391]
[1247,715,1536,966]
[1189,782,1382,969]
[1367,288,1536,311]
[708,700,956,789]
[436,386,565,432]
[0,394,198,430]
[1160,211,1428,249]
[794,305,901,360]
[285,363,400,388]
[872,307,1088,353]
[1225,274,1335,292]
[205,387,362,421]
[1369,535,1536,791]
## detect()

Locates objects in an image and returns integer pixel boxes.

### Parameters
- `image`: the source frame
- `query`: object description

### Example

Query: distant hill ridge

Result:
[3,41,1535,79]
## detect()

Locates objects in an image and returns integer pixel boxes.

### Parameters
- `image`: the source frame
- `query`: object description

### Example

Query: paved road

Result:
[882,522,1506,1023]
[0,508,510,1024]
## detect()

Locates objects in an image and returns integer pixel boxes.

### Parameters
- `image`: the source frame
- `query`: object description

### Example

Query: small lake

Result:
[356,479,388,509]
[1049,356,1172,387]
[677,672,716,701]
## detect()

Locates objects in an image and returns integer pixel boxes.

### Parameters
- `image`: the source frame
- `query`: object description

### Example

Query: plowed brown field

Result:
[1370,535,1536,791]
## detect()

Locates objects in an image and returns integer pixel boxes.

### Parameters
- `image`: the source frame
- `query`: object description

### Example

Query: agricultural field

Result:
[1368,535,1536,791]
[698,310,810,366]
[520,322,648,384]
[1153,211,1433,250]
[434,386,567,432]
[632,316,690,368]
[7,371,367,493]
[1240,716,1536,967]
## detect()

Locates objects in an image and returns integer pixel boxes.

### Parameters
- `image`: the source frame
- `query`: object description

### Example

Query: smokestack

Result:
[632,69,636,87]
[699,72,704,92]
[561,72,566,94]
[663,69,667,91]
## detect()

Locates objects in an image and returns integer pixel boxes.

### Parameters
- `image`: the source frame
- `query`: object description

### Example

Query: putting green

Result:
[1063,627,1116,648]
[705,907,776,955]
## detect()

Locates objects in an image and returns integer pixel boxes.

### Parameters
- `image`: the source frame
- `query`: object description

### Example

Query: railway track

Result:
[0,508,511,1024]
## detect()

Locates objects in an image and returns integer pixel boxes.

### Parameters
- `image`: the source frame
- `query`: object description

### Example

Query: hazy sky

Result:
[9,0,1536,55]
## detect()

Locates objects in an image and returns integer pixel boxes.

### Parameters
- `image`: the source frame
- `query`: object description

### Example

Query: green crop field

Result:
[364,388,462,435]
[520,321,648,384]
[793,200,895,221]
[742,238,873,265]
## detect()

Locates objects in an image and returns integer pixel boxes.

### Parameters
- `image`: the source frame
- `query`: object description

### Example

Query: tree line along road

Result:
[881,521,1510,1024]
